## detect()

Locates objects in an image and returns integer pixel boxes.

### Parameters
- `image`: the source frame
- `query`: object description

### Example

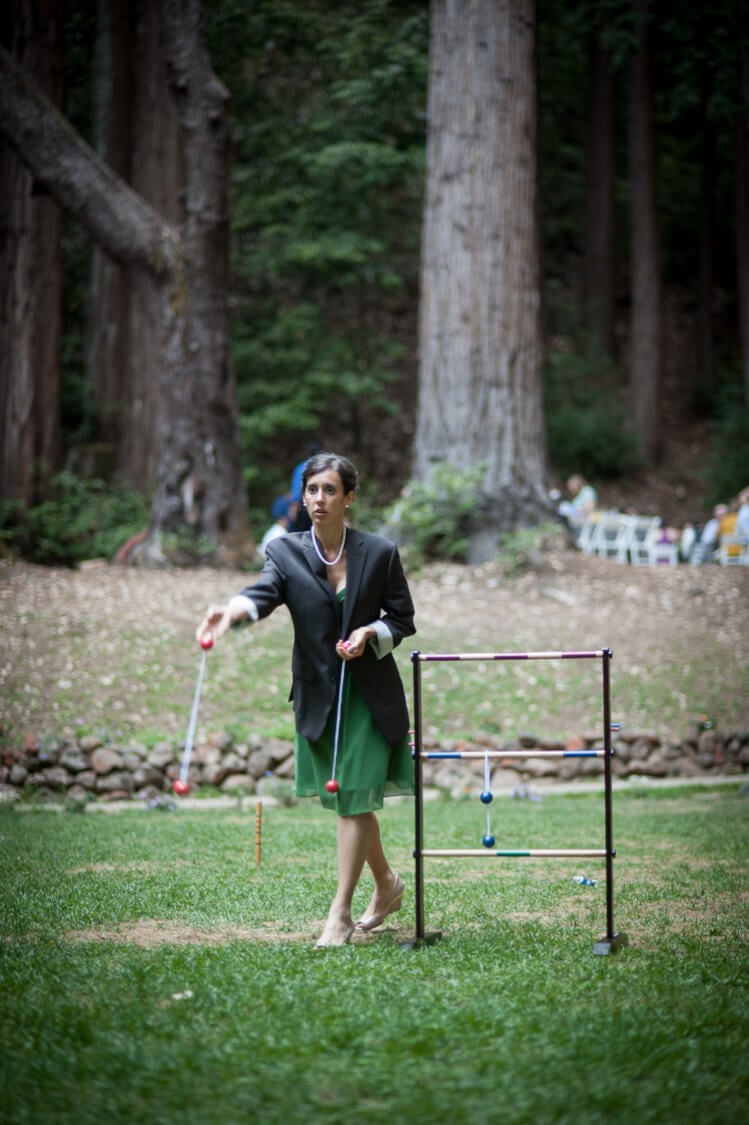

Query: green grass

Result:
[1,785,748,1123]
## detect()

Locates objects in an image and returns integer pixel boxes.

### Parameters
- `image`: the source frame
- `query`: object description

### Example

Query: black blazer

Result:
[238,528,416,744]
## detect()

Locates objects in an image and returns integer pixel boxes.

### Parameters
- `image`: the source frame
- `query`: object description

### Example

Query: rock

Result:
[132,766,166,790]
[79,734,104,753]
[66,784,91,803]
[192,744,222,766]
[59,748,89,772]
[148,744,176,769]
[201,763,227,787]
[96,771,134,794]
[698,729,721,757]
[9,763,28,786]
[124,741,149,760]
[36,766,70,789]
[208,730,235,752]
[91,747,124,775]
[247,749,276,778]
[221,773,255,792]
[520,757,559,778]
[613,738,633,763]
[221,751,245,774]
[274,755,296,779]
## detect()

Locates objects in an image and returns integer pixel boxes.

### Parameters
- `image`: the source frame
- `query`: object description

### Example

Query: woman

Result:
[196,452,415,947]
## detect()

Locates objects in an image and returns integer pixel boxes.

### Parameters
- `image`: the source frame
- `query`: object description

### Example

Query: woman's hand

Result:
[336,626,375,661]
[196,604,235,645]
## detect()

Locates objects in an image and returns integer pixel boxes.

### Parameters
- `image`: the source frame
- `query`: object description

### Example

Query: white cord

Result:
[180,650,207,783]
[330,659,347,783]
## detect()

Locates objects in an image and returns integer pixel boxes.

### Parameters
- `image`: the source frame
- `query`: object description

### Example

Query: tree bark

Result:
[86,0,135,463]
[737,43,749,409]
[583,36,616,357]
[147,0,247,558]
[0,0,64,505]
[413,0,548,553]
[0,44,181,277]
[628,0,661,465]
[0,0,249,561]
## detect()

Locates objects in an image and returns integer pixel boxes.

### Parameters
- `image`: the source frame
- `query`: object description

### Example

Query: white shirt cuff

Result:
[368,619,394,658]
[229,594,258,624]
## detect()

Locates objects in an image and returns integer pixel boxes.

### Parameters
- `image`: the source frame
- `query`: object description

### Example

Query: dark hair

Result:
[302,452,358,495]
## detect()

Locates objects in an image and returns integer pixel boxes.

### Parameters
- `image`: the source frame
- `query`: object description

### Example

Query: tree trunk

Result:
[0,0,249,562]
[583,36,616,357]
[86,0,134,463]
[628,0,661,464]
[413,0,548,554]
[737,43,749,409]
[144,0,247,560]
[0,0,63,505]
[696,70,715,407]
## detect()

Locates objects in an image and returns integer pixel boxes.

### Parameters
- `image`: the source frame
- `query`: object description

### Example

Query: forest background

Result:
[1,0,748,566]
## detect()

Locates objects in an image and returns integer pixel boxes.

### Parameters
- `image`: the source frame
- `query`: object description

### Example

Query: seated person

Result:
[719,504,740,559]
[558,474,598,522]
[694,503,727,563]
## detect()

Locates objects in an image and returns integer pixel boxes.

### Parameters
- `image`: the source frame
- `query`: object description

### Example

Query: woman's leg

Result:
[357,813,403,930]
[315,811,402,946]
[315,812,373,947]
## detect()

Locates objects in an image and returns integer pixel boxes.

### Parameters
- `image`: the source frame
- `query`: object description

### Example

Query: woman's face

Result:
[304,469,355,527]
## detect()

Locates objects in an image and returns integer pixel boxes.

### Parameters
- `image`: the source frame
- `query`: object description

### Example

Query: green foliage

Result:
[0,473,149,567]
[496,523,564,578]
[384,464,486,565]
[544,330,642,480]
[206,0,428,486]
[704,382,749,503]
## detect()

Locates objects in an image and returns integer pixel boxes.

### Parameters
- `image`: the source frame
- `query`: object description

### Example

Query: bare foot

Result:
[356,872,404,932]
[314,909,355,949]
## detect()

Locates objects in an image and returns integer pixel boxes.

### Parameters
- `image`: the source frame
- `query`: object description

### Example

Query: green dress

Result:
[294,591,414,815]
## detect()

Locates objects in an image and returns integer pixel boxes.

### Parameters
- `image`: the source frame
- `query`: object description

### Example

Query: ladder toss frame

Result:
[409,647,628,955]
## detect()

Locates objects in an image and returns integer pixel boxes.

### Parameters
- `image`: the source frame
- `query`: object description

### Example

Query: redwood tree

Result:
[583,34,616,357]
[413,0,549,551]
[0,0,64,506]
[628,0,661,464]
[0,0,248,561]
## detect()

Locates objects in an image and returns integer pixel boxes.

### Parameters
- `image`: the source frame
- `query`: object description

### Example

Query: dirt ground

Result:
[2,543,749,746]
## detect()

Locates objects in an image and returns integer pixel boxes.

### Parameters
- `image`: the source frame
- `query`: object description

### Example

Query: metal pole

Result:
[412,651,424,941]
[602,647,615,940]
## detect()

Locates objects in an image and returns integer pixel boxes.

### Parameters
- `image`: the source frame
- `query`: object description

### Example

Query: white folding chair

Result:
[592,512,629,564]
[644,527,680,566]
[623,515,662,566]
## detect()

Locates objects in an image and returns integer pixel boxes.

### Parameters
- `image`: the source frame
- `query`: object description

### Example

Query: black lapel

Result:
[301,530,339,611]
[341,529,366,635]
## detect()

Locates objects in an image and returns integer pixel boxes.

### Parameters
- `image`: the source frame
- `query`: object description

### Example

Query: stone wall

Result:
[1,721,747,804]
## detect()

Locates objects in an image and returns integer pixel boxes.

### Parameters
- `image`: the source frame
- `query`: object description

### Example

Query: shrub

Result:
[704,383,749,504]
[0,472,150,567]
[384,463,485,565]
[544,339,642,480]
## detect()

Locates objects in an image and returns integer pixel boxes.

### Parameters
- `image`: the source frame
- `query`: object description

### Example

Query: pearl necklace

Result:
[311,525,346,566]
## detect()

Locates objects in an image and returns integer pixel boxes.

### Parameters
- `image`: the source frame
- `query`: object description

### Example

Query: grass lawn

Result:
[1,784,748,1124]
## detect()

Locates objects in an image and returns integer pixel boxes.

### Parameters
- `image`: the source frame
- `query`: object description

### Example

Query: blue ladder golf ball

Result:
[482,834,495,848]
[480,790,493,804]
